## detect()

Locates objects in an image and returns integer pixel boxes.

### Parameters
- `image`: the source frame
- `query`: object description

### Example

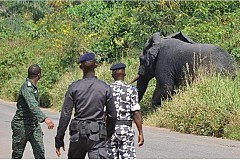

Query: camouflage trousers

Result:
[107,125,136,159]
[11,122,45,159]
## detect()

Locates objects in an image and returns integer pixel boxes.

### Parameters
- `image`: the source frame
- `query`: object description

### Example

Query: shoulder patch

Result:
[27,82,32,87]
[131,85,138,92]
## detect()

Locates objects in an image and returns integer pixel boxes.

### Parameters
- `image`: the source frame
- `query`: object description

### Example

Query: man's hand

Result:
[44,117,54,129]
[133,111,144,147]
[138,134,144,146]
[56,147,65,157]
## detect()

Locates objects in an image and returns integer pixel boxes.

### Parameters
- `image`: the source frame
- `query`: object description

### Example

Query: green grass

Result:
[144,71,240,140]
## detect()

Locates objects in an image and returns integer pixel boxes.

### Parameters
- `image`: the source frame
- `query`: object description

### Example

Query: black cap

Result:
[110,63,126,70]
[78,52,96,63]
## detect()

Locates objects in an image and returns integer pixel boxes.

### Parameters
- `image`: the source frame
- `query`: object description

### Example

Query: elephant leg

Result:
[152,89,162,111]
[152,83,174,110]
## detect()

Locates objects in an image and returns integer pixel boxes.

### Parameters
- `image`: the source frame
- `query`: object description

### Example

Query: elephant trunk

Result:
[129,74,140,84]
[137,75,150,102]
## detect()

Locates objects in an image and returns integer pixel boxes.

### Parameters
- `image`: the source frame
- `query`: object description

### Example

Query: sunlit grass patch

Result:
[144,70,240,139]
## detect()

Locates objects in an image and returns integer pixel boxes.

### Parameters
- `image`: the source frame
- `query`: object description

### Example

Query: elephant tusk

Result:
[129,74,140,84]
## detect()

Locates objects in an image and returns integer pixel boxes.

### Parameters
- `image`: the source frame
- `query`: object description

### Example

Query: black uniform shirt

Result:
[55,77,117,147]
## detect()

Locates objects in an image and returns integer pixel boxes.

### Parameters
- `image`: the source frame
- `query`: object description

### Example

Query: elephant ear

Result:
[142,32,161,67]
[165,31,195,44]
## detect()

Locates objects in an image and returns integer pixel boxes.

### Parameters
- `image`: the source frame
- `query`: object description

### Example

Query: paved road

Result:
[1,100,240,159]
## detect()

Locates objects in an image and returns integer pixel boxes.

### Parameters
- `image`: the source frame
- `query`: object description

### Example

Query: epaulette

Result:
[27,82,32,87]
[69,82,73,86]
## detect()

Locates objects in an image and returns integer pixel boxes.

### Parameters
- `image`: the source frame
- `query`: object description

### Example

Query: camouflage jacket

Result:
[12,78,47,125]
[110,80,140,121]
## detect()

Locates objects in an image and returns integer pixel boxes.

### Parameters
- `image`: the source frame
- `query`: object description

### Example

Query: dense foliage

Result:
[0,0,239,139]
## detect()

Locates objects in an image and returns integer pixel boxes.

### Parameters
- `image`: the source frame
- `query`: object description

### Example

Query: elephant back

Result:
[190,43,237,76]
[158,38,237,77]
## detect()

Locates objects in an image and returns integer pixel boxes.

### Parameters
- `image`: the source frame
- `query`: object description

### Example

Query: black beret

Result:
[78,52,95,63]
[110,63,126,70]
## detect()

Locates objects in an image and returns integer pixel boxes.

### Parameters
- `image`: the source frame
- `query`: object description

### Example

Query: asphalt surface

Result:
[1,100,240,159]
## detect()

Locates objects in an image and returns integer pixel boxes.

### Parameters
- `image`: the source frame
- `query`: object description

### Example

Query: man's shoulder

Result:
[111,81,136,92]
[124,83,138,93]
[69,79,79,85]
[117,81,133,87]
[71,78,109,87]
[130,85,138,92]
[96,79,110,86]
[66,79,82,91]
[21,80,32,90]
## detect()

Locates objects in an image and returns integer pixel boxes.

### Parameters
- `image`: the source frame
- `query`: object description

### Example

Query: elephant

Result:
[131,31,237,110]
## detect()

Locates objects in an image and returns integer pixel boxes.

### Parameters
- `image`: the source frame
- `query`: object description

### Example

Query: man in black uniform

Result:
[55,52,117,159]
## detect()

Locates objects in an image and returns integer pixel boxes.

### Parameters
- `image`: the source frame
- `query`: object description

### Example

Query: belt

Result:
[116,120,132,127]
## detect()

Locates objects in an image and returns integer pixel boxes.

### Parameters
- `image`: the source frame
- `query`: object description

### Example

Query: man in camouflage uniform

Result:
[108,63,144,159]
[11,64,54,159]
[55,52,117,159]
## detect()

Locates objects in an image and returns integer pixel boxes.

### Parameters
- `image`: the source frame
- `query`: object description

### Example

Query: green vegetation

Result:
[144,72,240,140]
[0,1,239,140]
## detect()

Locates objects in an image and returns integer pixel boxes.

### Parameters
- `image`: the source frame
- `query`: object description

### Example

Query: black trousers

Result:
[68,137,107,159]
